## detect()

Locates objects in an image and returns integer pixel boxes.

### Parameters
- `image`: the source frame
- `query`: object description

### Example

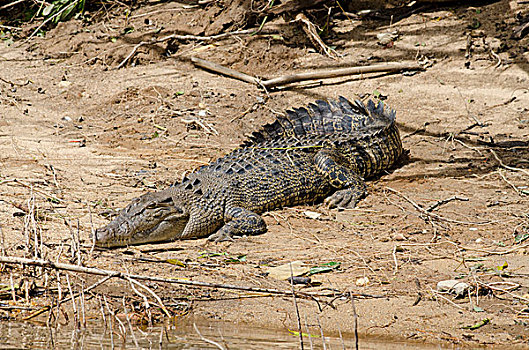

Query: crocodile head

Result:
[94,189,189,247]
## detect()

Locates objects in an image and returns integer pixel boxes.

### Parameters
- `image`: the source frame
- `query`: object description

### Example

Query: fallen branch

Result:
[262,62,422,88]
[11,178,63,203]
[191,57,259,85]
[191,57,423,89]
[0,255,342,299]
[429,288,465,310]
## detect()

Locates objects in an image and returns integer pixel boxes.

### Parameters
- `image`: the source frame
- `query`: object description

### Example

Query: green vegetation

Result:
[39,0,85,24]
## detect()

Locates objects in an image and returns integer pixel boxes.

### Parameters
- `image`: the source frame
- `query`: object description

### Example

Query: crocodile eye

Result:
[146,201,158,209]
[158,197,174,207]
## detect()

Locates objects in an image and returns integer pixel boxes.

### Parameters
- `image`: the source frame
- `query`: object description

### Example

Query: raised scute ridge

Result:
[242,97,396,147]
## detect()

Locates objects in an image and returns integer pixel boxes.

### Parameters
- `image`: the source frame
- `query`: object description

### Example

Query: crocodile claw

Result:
[324,189,364,209]
[207,228,236,242]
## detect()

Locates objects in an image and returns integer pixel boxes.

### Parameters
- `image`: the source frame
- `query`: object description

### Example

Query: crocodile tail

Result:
[242,96,396,147]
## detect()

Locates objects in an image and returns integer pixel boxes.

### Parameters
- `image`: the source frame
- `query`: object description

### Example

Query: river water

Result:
[0,317,444,349]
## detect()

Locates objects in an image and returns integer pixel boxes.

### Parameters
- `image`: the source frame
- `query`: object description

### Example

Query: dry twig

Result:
[304,315,314,350]
[497,169,522,195]
[426,195,469,212]
[117,29,267,69]
[350,292,359,350]
[385,187,489,225]
[295,13,338,59]
[392,245,399,275]
[265,0,326,15]
[490,149,529,177]
[400,240,529,256]
[126,276,171,317]
[429,288,465,310]
[290,262,304,350]
[0,76,30,86]
[0,0,26,10]
[122,298,140,349]
[477,281,529,302]
[193,323,226,350]
[0,256,332,299]
[316,315,327,350]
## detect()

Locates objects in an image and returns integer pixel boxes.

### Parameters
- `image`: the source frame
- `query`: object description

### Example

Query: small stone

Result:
[436,279,470,297]
[304,211,321,220]
[475,238,483,243]
[287,276,311,285]
[393,233,406,241]
[376,31,399,45]
[355,276,369,287]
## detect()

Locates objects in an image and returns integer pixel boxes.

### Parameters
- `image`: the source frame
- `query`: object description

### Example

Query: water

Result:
[0,317,444,349]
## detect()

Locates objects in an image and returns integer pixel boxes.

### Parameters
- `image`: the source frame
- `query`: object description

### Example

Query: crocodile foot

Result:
[207,228,236,242]
[207,207,266,242]
[324,188,366,209]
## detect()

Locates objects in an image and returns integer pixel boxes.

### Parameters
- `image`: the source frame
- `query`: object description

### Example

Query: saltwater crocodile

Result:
[95,97,403,247]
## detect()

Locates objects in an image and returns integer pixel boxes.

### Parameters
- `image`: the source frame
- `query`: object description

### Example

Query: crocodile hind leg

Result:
[208,206,267,242]
[314,149,367,209]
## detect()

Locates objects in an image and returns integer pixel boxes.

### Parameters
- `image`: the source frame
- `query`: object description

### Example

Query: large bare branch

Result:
[191,56,423,89]
[0,255,371,299]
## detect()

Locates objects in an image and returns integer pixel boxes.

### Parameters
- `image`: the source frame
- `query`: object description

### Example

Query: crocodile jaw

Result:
[94,191,189,248]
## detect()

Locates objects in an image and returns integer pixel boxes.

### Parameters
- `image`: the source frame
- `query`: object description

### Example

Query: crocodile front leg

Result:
[314,149,367,209]
[208,206,267,242]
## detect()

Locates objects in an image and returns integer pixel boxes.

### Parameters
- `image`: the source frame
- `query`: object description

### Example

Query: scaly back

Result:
[194,97,401,178]
[242,96,396,147]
